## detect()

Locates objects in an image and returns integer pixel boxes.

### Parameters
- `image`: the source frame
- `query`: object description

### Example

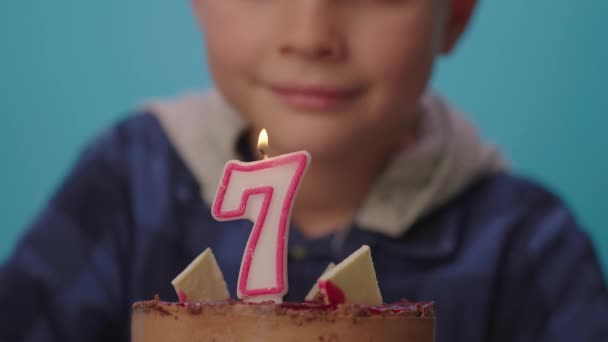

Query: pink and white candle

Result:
[212,129,310,303]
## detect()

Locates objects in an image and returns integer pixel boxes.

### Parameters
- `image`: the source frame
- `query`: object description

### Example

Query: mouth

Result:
[268,83,363,112]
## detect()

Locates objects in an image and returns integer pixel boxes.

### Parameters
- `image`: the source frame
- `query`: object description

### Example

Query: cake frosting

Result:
[132,297,435,342]
[132,244,436,341]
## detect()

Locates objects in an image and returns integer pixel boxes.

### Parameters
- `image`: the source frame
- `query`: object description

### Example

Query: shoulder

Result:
[463,172,564,214]
[59,112,192,212]
[399,172,588,262]
[52,112,180,197]
[446,172,571,224]
[86,112,173,162]
[386,172,582,260]
[452,172,598,274]
[86,89,234,167]
[461,172,580,233]
[462,176,608,340]
[453,172,584,245]
[76,112,190,185]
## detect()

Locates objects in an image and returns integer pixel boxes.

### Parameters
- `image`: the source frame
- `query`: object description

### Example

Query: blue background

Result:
[1,1,606,277]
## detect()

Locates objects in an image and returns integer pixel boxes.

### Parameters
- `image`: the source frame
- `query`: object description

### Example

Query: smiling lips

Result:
[270,84,362,112]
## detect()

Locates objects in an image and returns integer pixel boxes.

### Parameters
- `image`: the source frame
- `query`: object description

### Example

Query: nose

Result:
[278,3,345,61]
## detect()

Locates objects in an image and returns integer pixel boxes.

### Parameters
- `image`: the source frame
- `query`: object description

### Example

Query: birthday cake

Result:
[131,135,435,341]
[132,298,434,341]
[131,247,436,342]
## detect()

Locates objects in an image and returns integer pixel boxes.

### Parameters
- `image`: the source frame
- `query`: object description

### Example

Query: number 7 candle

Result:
[211,129,311,304]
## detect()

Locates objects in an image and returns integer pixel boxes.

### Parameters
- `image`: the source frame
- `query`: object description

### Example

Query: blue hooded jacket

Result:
[1,110,607,342]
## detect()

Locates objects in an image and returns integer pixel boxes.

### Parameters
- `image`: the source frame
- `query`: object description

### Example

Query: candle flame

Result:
[257,128,269,160]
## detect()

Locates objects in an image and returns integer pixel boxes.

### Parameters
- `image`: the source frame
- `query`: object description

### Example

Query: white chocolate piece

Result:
[305,263,336,301]
[171,248,230,302]
[318,245,383,306]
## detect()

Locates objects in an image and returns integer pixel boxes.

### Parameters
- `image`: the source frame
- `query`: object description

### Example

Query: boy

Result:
[1,1,607,341]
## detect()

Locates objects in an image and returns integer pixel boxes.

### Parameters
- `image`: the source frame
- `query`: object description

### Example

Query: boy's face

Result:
[193,0,472,159]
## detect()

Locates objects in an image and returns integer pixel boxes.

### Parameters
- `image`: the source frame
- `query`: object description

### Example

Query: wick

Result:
[257,149,269,160]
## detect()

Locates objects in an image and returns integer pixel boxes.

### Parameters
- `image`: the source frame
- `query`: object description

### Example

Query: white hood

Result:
[148,89,506,238]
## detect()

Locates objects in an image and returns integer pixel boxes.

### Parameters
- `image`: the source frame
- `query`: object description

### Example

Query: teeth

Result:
[171,248,230,302]
[317,245,383,306]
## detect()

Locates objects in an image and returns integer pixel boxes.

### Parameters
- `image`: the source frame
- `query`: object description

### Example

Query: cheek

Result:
[352,11,441,105]
[200,6,267,80]
[204,28,253,78]
[377,40,436,102]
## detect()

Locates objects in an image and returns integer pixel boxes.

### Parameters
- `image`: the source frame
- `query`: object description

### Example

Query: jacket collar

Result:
[148,89,505,238]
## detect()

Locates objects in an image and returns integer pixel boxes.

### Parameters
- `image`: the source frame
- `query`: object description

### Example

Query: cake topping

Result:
[304,262,335,302]
[171,248,230,302]
[317,280,346,305]
[316,245,383,306]
[133,297,435,318]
